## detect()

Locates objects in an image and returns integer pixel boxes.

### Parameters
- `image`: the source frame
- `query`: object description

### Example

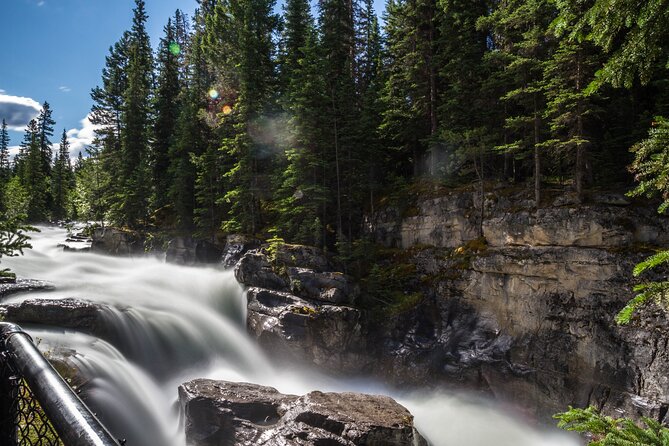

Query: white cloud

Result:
[59,86,71,93]
[8,146,21,160]
[0,89,5,94]
[37,1,45,6]
[59,114,100,160]
[0,94,42,131]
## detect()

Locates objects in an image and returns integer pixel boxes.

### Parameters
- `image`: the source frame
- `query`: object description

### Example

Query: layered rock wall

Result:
[367,191,669,422]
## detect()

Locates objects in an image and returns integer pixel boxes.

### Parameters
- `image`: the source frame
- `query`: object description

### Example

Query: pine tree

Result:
[0,120,10,208]
[583,0,669,89]
[204,0,279,235]
[90,32,131,224]
[436,0,488,132]
[51,129,73,220]
[117,0,153,227]
[477,0,554,206]
[275,24,329,246]
[0,120,10,174]
[153,14,184,211]
[75,151,84,172]
[356,0,384,215]
[36,101,55,177]
[319,0,360,242]
[22,119,50,221]
[380,0,435,178]
[542,0,602,200]
[169,10,213,231]
[279,0,311,91]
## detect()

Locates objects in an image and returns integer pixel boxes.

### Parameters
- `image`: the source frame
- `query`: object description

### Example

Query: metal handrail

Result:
[0,322,121,446]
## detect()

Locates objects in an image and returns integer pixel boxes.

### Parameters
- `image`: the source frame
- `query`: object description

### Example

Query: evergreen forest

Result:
[1,0,668,253]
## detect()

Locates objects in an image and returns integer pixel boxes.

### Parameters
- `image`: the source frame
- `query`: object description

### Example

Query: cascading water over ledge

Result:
[1,226,579,446]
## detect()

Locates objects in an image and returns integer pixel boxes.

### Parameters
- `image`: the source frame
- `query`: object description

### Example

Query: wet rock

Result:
[222,235,260,269]
[246,287,368,373]
[287,267,359,304]
[166,237,223,265]
[235,251,288,291]
[0,279,55,299]
[0,298,106,334]
[91,227,145,256]
[179,379,427,446]
[58,240,92,252]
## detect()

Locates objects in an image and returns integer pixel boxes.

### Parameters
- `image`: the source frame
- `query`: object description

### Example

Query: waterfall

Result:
[3,226,578,446]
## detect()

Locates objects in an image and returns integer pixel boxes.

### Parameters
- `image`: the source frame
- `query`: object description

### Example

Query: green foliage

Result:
[628,118,669,212]
[542,0,603,198]
[4,176,31,220]
[555,406,669,445]
[0,214,35,279]
[362,261,424,315]
[583,0,669,89]
[153,14,185,211]
[265,234,286,265]
[619,117,669,323]
[51,129,74,220]
[71,148,108,225]
[477,0,555,204]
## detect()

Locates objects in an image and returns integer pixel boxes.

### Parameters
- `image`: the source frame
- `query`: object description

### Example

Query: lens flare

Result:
[222,105,232,115]
[208,89,219,100]
[168,42,181,56]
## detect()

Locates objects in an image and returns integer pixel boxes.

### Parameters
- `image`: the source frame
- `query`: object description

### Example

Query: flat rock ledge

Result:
[0,279,54,299]
[0,298,107,333]
[179,379,427,446]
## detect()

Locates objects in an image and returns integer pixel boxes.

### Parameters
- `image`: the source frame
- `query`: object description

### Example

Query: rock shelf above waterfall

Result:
[0,279,54,299]
[178,379,428,446]
[0,298,109,334]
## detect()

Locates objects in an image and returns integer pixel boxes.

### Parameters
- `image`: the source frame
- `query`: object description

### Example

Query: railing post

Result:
[0,350,18,444]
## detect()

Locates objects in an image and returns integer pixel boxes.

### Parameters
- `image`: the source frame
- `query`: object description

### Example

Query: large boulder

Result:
[178,379,428,446]
[246,287,369,373]
[235,251,288,290]
[166,237,223,265]
[91,227,145,256]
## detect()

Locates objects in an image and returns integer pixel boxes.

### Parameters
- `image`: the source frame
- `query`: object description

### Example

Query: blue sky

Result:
[0,0,198,157]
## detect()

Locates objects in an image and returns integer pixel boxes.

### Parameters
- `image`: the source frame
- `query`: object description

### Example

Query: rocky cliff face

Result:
[366,190,669,423]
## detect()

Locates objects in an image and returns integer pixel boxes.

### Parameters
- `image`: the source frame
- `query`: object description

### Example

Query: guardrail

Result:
[0,322,122,446]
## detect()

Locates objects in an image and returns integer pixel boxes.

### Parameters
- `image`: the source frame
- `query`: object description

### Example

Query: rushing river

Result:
[3,226,578,446]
